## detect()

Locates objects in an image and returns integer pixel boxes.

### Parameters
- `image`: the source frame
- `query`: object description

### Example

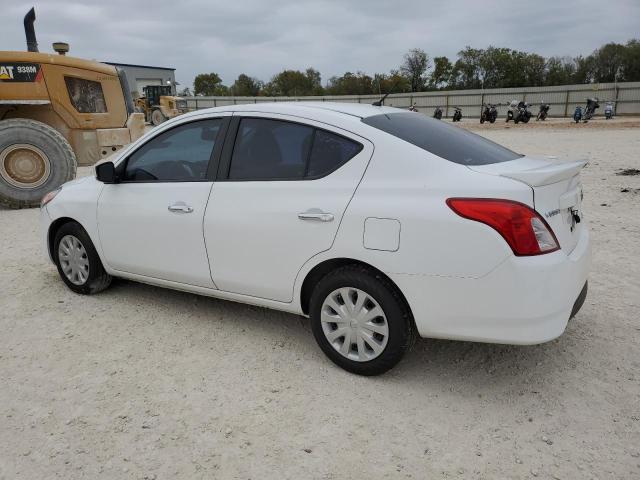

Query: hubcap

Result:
[0,144,51,189]
[58,235,90,286]
[320,287,389,362]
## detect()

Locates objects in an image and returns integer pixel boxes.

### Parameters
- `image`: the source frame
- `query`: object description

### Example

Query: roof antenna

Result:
[372,92,389,106]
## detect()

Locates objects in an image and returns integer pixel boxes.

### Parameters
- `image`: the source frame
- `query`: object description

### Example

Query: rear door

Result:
[98,116,229,287]
[203,113,373,302]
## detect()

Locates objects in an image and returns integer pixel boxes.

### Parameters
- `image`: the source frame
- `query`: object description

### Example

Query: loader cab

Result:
[143,85,173,107]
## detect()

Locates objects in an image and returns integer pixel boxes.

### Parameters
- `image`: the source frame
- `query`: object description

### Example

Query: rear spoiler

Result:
[469,157,587,187]
[500,160,587,187]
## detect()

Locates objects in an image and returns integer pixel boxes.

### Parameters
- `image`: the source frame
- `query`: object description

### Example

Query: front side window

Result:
[362,112,522,165]
[124,119,221,181]
[228,118,363,180]
[64,77,107,113]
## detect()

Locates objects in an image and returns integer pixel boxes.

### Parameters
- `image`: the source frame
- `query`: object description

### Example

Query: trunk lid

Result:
[469,156,587,254]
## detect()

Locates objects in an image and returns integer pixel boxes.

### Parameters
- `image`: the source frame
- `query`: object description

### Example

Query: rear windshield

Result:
[362,112,522,165]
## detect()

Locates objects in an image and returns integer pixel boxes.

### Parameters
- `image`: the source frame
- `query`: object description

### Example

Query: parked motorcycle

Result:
[604,101,614,119]
[583,97,599,122]
[480,103,498,124]
[452,106,462,122]
[506,100,532,124]
[536,102,550,121]
[433,106,443,120]
[573,106,583,123]
[409,103,418,112]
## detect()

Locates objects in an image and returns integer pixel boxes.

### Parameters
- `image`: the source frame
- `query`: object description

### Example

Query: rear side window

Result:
[362,112,521,165]
[64,77,107,113]
[228,118,363,180]
[229,118,313,180]
[307,130,363,177]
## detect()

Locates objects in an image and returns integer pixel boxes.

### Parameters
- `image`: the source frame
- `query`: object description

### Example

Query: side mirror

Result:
[96,161,118,184]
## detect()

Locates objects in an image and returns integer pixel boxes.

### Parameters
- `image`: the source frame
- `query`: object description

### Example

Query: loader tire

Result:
[0,119,77,209]
[151,109,166,126]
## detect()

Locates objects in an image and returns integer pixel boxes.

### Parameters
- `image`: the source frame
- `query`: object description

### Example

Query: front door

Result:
[98,117,227,288]
[204,113,373,302]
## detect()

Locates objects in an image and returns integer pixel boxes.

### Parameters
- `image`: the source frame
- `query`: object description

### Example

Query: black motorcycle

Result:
[536,102,550,121]
[480,103,497,124]
[433,106,443,120]
[507,101,532,124]
[452,106,462,122]
[583,98,599,122]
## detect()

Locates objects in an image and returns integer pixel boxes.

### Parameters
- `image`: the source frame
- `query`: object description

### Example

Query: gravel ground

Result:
[1,117,639,479]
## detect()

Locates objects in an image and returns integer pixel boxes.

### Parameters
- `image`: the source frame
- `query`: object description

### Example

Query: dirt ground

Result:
[1,117,639,479]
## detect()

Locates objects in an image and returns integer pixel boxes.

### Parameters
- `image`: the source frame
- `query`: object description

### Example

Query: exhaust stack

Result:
[24,7,38,52]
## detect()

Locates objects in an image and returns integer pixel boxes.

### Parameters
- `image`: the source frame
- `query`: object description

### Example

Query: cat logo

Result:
[0,63,40,82]
[0,65,15,80]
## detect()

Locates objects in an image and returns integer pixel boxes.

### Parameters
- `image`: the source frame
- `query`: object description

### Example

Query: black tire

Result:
[522,113,531,123]
[53,221,112,295]
[0,119,76,209]
[309,264,414,376]
[489,116,496,124]
[151,109,166,126]
[480,115,485,124]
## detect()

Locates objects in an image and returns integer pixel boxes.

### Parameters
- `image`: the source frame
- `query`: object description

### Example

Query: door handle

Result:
[168,202,193,213]
[298,211,334,222]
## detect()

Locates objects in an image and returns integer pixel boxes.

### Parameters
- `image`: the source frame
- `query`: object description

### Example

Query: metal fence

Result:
[184,81,640,118]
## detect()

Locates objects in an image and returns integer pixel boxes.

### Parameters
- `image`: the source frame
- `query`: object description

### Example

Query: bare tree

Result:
[401,48,430,92]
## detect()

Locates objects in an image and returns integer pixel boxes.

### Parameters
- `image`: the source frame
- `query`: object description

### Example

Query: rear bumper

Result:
[390,226,591,344]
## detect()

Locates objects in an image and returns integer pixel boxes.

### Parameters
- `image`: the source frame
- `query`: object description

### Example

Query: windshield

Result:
[362,112,522,165]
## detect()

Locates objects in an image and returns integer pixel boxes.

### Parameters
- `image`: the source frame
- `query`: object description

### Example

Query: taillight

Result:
[446,198,560,256]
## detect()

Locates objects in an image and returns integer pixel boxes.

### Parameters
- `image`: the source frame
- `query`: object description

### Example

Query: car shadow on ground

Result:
[101,278,568,388]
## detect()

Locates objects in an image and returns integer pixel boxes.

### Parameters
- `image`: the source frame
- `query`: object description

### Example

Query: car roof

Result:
[183,101,402,124]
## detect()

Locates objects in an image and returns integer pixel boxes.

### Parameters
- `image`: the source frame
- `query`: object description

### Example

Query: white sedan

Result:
[41,102,590,375]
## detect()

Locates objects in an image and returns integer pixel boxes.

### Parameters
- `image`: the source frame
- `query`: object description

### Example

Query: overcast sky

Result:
[2,1,638,89]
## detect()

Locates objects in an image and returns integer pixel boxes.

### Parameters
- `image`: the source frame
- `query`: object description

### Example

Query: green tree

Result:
[522,53,546,86]
[544,57,576,85]
[573,55,595,84]
[193,72,227,96]
[263,68,323,96]
[450,47,484,89]
[230,74,263,96]
[326,71,374,95]
[621,39,640,81]
[429,56,453,89]
[589,42,627,82]
[400,48,430,92]
[373,70,411,94]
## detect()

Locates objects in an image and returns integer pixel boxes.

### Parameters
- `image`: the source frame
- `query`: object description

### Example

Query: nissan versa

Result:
[40,103,590,375]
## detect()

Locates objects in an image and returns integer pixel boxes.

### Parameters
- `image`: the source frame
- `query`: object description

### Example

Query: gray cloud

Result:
[2,0,638,89]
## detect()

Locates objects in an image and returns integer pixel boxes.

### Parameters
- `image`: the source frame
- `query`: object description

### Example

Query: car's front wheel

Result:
[309,265,414,376]
[54,222,112,295]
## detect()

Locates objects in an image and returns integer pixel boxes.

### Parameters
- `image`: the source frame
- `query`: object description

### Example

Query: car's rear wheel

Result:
[309,265,414,376]
[54,222,112,295]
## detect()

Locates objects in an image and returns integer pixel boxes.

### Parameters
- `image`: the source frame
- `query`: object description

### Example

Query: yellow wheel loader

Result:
[0,8,144,208]
[134,85,188,126]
